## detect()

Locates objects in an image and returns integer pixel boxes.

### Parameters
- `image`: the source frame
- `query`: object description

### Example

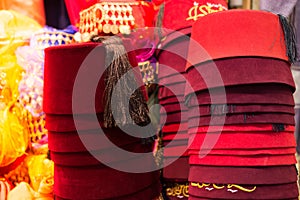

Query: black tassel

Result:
[155,2,165,41]
[91,35,151,128]
[184,94,192,107]
[278,14,298,63]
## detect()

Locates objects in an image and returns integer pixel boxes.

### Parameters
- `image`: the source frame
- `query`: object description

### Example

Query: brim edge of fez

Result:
[185,9,291,70]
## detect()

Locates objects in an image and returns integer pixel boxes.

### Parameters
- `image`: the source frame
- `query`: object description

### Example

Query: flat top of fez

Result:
[186,9,288,69]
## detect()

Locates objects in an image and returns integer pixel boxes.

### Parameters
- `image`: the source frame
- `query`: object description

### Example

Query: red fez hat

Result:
[188,148,295,156]
[162,123,188,134]
[186,57,295,93]
[163,132,188,142]
[188,112,295,127]
[188,131,296,149]
[189,165,297,185]
[189,154,296,166]
[44,40,141,115]
[54,164,160,199]
[186,9,297,70]
[44,37,150,129]
[163,103,295,118]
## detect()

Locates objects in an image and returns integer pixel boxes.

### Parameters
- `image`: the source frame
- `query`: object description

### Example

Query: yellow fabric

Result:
[0,0,45,26]
[7,155,54,200]
[0,102,29,167]
[0,10,42,167]
[0,10,42,41]
[27,155,54,192]
[7,182,34,200]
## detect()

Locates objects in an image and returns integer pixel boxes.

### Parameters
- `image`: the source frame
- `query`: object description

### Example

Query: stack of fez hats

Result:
[43,38,161,199]
[154,0,228,199]
[184,9,299,199]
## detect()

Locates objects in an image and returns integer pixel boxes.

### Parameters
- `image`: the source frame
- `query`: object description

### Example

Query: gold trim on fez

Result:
[190,182,257,193]
[110,24,119,34]
[103,24,111,34]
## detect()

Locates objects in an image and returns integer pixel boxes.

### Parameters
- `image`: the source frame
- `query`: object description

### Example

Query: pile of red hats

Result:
[43,41,160,199]
[157,32,190,199]
[185,10,299,199]
[155,0,227,199]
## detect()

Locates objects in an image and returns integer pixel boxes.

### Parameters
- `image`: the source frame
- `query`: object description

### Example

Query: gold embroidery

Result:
[186,2,227,21]
[166,183,189,198]
[227,184,257,193]
[190,182,257,193]
[212,184,225,189]
[79,2,139,37]
[138,61,155,86]
[190,182,210,188]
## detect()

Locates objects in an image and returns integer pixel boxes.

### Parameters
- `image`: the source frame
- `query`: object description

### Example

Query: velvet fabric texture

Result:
[54,165,160,199]
[185,10,289,68]
[43,41,144,115]
[188,182,299,200]
[189,165,297,184]
[184,9,298,200]
[189,131,296,149]
[156,9,192,187]
[44,41,160,199]
[185,57,295,94]
[187,83,295,106]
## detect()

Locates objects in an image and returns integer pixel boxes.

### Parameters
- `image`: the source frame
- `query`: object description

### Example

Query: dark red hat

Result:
[188,83,295,106]
[44,42,105,115]
[43,40,140,115]
[188,181,299,200]
[188,112,295,127]
[186,57,295,93]
[190,104,295,117]
[189,165,297,185]
[54,164,160,199]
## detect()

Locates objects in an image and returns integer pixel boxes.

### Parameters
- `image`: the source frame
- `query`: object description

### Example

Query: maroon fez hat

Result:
[188,181,299,200]
[44,40,140,114]
[186,57,295,93]
[44,37,150,128]
[189,165,297,185]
